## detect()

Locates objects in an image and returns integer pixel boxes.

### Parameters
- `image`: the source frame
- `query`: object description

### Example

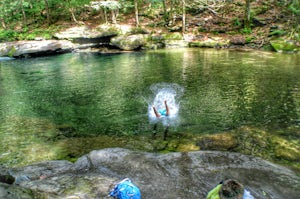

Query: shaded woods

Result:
[0,0,299,44]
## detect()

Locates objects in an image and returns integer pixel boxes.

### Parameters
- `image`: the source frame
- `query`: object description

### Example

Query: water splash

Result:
[148,83,184,126]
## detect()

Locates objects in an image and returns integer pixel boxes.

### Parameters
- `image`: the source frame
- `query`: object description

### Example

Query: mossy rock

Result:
[272,137,300,161]
[162,32,183,40]
[189,37,230,48]
[196,133,237,151]
[270,39,300,52]
[8,46,16,57]
[110,34,147,50]
[96,26,120,37]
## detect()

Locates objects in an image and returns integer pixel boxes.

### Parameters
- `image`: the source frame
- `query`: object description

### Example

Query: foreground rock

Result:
[1,148,299,199]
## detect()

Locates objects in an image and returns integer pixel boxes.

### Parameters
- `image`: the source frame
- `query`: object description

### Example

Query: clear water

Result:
[0,48,300,166]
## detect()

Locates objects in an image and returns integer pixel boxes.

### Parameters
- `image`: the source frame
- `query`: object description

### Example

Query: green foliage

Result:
[118,0,134,14]
[245,36,254,43]
[0,29,17,41]
[163,33,183,40]
[233,18,242,27]
[130,27,148,34]
[0,26,58,41]
[241,27,252,34]
[289,3,300,15]
[268,29,286,37]
[270,39,300,52]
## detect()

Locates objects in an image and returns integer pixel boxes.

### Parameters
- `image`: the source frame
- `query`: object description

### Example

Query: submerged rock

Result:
[1,148,299,199]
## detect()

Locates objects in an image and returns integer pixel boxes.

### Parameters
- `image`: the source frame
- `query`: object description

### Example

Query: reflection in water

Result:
[0,49,299,166]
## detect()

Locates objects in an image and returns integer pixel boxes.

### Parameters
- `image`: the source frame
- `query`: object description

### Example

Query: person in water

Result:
[152,100,170,118]
[152,100,170,140]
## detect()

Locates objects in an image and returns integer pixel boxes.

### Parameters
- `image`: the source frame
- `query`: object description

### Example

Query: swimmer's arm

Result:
[153,105,161,118]
[164,100,170,116]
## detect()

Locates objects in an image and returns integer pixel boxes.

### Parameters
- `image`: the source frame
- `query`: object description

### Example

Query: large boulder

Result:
[1,148,299,199]
[0,40,74,58]
[54,25,120,46]
[110,34,148,50]
[54,25,120,40]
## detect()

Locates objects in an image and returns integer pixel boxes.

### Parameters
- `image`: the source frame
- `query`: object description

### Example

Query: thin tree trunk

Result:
[162,0,168,23]
[70,8,78,23]
[67,0,78,24]
[104,9,108,24]
[20,0,27,25]
[0,18,6,29]
[134,0,139,27]
[182,0,186,33]
[244,0,251,28]
[44,0,51,25]
[111,10,116,24]
[170,0,175,25]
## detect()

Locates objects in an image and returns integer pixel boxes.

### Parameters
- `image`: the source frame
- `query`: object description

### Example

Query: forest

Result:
[0,0,299,46]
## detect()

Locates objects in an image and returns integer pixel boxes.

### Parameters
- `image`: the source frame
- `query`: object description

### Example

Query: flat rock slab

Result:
[0,40,74,57]
[1,148,299,199]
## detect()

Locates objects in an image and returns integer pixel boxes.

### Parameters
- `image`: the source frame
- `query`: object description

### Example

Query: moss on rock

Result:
[270,39,300,52]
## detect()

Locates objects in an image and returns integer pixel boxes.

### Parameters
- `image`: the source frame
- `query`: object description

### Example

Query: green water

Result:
[0,48,300,167]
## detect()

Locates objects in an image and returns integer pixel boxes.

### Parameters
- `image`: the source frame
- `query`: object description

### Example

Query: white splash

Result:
[148,83,184,126]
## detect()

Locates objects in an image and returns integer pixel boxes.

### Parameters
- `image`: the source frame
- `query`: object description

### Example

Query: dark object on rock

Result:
[220,179,244,199]
[0,174,15,184]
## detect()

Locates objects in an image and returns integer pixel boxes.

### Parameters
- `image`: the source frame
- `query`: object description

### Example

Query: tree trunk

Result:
[104,8,108,24]
[70,8,78,23]
[111,10,116,24]
[67,0,78,24]
[134,0,139,27]
[0,18,6,29]
[182,0,186,33]
[44,0,51,25]
[170,0,175,25]
[244,0,251,28]
[20,0,27,26]
[162,0,168,23]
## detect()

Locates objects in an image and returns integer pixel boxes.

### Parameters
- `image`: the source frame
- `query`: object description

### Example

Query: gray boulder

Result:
[1,148,299,199]
[110,34,147,50]
[54,26,119,40]
[0,40,74,58]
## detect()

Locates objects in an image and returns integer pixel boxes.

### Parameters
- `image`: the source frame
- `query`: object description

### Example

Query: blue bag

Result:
[109,178,141,199]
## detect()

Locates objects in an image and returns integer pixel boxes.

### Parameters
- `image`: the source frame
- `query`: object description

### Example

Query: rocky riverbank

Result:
[1,25,299,58]
[0,148,299,199]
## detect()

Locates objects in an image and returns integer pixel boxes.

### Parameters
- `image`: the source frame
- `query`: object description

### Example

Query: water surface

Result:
[0,48,299,166]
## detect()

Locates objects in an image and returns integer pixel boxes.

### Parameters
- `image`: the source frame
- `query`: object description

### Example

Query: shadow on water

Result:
[0,49,299,172]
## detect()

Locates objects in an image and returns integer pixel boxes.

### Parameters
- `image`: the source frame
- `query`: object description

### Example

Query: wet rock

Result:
[1,148,299,199]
